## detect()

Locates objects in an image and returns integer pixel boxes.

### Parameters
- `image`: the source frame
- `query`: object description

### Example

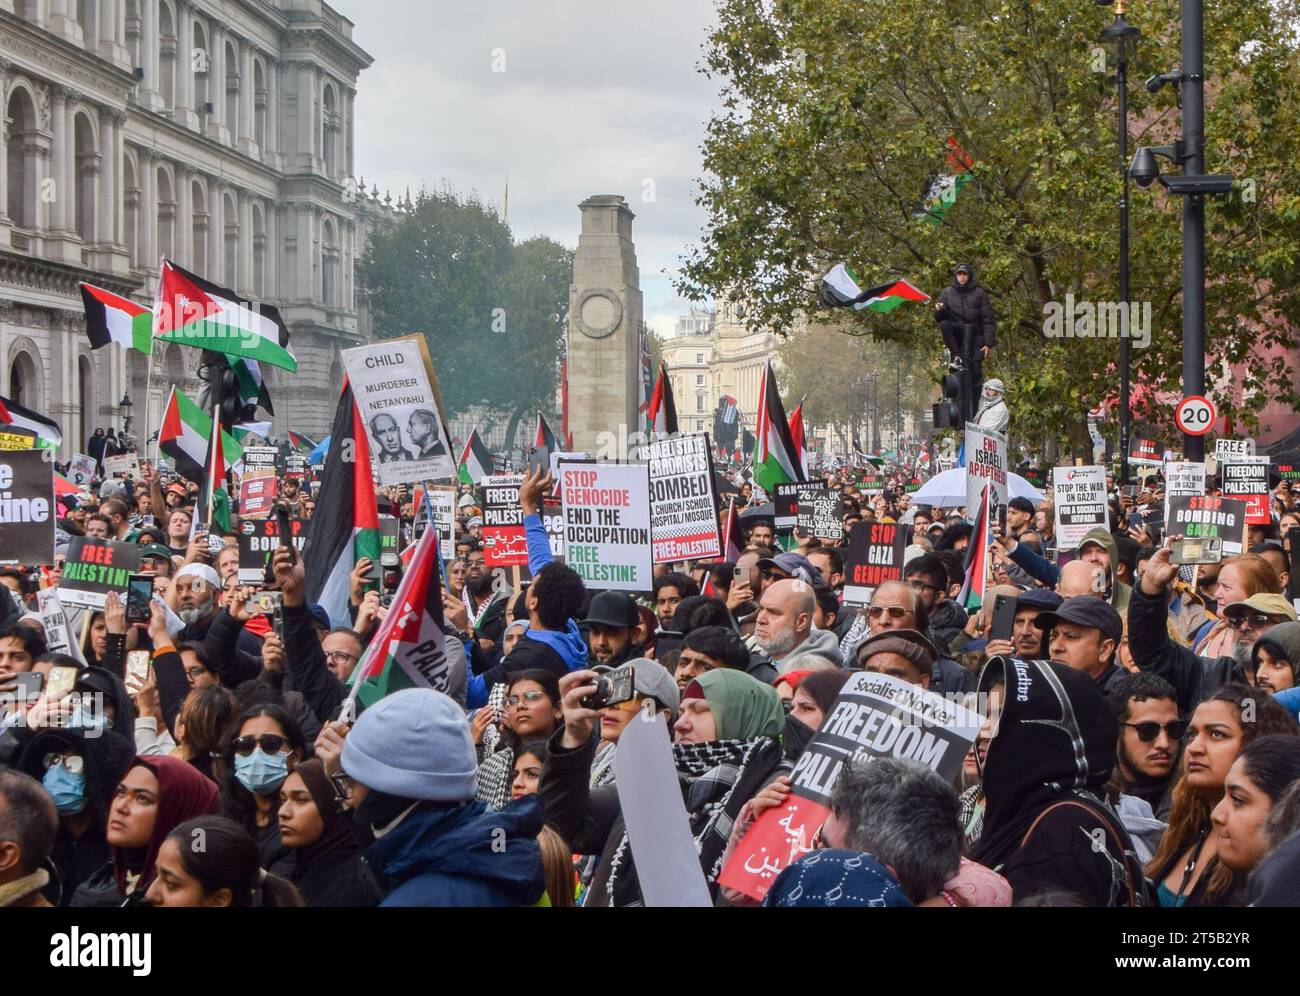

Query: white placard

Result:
[1052,466,1109,549]
[559,463,652,591]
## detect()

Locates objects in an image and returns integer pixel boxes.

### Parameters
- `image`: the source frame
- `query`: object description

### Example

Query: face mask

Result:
[234,748,289,795]
[43,764,87,816]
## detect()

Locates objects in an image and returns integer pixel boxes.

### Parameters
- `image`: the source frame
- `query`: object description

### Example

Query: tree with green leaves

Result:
[680,0,1300,458]
[358,188,573,450]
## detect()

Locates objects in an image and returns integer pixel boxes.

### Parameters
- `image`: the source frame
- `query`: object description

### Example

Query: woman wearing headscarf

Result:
[70,755,220,906]
[277,759,381,907]
[540,666,787,907]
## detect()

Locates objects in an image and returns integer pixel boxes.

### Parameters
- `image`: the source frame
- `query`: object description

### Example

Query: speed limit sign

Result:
[1175,395,1216,436]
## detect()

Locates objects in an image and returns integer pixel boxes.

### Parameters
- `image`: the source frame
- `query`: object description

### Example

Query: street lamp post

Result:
[118,391,134,437]
[1099,1,1140,485]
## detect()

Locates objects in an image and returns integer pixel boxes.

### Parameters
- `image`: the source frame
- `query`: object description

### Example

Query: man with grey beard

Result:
[754,579,840,674]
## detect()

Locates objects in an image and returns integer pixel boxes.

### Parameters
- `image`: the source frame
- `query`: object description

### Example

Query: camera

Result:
[252,590,283,615]
[580,665,637,711]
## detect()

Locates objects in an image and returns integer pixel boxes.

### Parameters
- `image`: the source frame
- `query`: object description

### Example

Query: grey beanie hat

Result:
[341,688,477,802]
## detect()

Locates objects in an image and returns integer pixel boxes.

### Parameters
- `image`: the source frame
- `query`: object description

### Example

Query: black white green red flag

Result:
[752,362,804,492]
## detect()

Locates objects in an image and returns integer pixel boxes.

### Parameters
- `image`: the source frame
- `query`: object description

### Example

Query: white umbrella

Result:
[909,467,1046,508]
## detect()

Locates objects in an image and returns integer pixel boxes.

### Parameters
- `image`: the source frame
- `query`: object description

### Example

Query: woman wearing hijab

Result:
[541,666,787,907]
[277,759,381,907]
[70,755,220,906]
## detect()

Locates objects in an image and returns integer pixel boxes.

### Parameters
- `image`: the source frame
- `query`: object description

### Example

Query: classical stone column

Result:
[97,107,116,247]
[48,0,78,42]
[175,168,192,268]
[205,24,228,144]
[138,148,156,266]
[238,192,253,292]
[48,87,69,235]
[264,59,279,168]
[173,2,199,130]
[0,58,10,245]
[297,64,315,169]
[207,182,222,282]
[140,0,163,111]
[100,0,130,69]
[237,42,256,156]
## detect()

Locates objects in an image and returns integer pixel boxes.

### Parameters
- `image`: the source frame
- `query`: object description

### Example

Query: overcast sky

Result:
[330,0,722,338]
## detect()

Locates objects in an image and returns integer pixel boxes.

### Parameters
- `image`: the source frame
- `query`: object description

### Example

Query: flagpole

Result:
[146,257,166,464]
[208,401,220,530]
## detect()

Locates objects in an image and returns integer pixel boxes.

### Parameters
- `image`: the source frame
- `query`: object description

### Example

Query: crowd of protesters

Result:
[3,443,1300,909]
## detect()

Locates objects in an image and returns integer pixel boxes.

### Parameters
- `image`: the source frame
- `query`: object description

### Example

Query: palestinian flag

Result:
[303,380,381,628]
[647,363,679,436]
[956,482,992,612]
[752,363,804,492]
[914,136,975,225]
[819,265,931,314]
[197,407,232,532]
[722,497,745,562]
[788,402,810,479]
[0,394,62,450]
[347,524,451,710]
[79,283,152,354]
[534,412,558,453]
[287,430,317,453]
[154,258,297,372]
[159,388,243,484]
[457,428,491,486]
[229,355,274,416]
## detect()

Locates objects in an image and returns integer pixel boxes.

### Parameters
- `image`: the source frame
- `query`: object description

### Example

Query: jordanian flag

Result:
[347,523,451,710]
[80,283,152,353]
[458,428,491,486]
[956,482,992,611]
[159,388,243,484]
[647,363,679,436]
[198,407,233,532]
[0,394,62,450]
[752,362,804,493]
[303,380,381,628]
[154,259,297,372]
[819,265,931,313]
[788,402,810,479]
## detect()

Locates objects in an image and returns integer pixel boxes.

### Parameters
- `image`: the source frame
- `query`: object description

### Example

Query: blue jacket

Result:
[1274,687,1300,721]
[466,512,587,707]
[367,796,547,907]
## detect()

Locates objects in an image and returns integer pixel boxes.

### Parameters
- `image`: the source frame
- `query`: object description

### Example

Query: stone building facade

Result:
[0,0,397,455]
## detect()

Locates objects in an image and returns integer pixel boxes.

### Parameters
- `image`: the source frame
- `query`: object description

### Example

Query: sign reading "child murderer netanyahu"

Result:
[560,463,652,591]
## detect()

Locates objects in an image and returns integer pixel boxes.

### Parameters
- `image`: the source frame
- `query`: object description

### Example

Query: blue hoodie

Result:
[367,796,547,907]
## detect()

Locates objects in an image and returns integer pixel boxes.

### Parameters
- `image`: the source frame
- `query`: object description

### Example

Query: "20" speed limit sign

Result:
[1175,395,1216,437]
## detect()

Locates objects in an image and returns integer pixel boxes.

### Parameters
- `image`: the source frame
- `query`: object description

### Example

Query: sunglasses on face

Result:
[1122,720,1189,743]
[1226,612,1279,630]
[867,605,909,620]
[231,734,288,756]
[506,690,546,708]
[905,579,942,595]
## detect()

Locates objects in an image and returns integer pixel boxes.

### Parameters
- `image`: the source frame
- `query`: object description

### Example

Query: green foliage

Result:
[358,188,574,423]
[681,0,1300,455]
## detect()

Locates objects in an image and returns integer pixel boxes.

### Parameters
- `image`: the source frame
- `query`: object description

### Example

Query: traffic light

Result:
[198,351,255,427]
[933,369,962,428]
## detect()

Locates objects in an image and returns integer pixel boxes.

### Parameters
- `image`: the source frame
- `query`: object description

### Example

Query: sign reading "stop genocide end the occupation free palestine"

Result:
[560,463,652,591]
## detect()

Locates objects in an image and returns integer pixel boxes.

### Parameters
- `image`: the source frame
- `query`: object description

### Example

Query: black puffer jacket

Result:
[934,265,997,347]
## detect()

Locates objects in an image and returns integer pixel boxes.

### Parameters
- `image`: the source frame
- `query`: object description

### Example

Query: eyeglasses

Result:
[324,650,358,665]
[905,579,942,595]
[1226,612,1280,630]
[231,734,288,756]
[43,753,84,773]
[183,666,210,680]
[867,605,909,620]
[506,690,546,708]
[1122,720,1189,743]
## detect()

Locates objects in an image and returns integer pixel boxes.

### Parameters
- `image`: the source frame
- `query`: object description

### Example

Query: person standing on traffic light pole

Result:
[934,264,996,420]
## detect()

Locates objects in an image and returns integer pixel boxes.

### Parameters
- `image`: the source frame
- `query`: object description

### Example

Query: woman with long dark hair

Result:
[1211,735,1300,876]
[1147,685,1299,906]
[472,669,563,810]
[144,815,303,907]
[219,703,306,876]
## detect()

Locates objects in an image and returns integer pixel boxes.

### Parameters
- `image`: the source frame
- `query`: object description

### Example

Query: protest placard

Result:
[424,486,456,560]
[102,453,140,479]
[239,475,278,519]
[796,488,842,540]
[841,520,909,607]
[612,709,713,907]
[1220,456,1271,525]
[379,514,401,558]
[37,588,85,664]
[342,335,456,486]
[646,433,720,563]
[1279,463,1300,482]
[1129,437,1163,466]
[240,446,278,472]
[559,463,652,591]
[542,496,565,563]
[0,450,54,567]
[479,474,528,568]
[59,537,142,609]
[236,517,307,582]
[1166,494,1249,556]
[965,422,1008,514]
[68,453,96,486]
[1051,466,1109,549]
[1215,438,1255,463]
[1163,461,1207,530]
[774,482,818,532]
[0,427,39,450]
[718,671,981,901]
[285,454,308,478]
